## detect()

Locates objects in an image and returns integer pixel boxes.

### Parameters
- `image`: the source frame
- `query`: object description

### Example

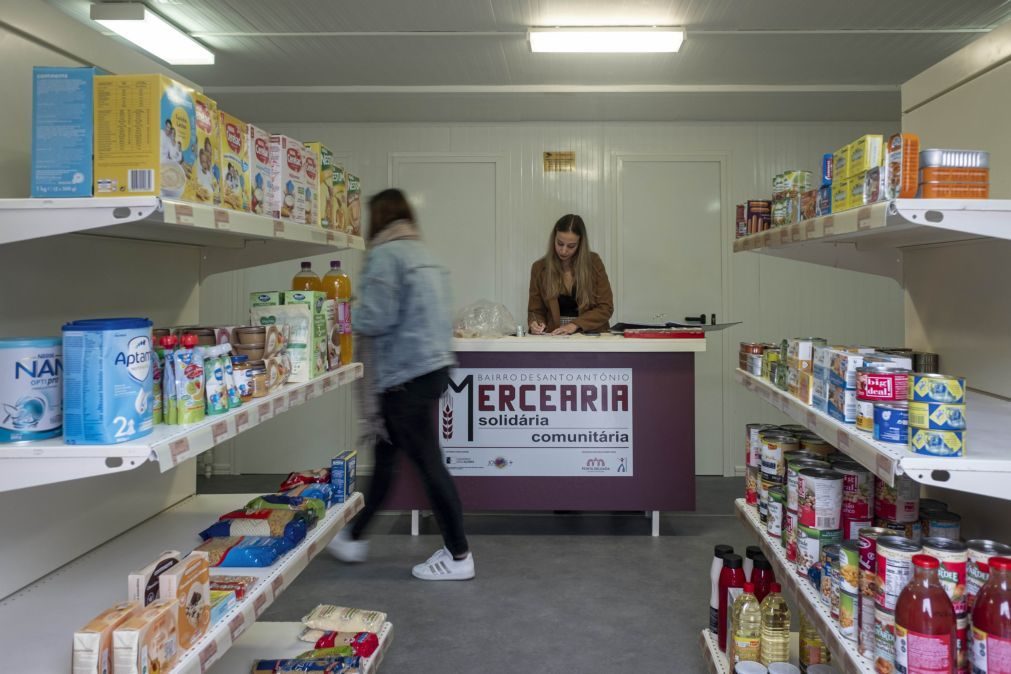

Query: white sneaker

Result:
[411,547,475,581]
[326,526,369,563]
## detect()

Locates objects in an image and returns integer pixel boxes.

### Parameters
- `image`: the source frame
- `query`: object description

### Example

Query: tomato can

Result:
[874,608,896,674]
[745,465,759,506]
[787,457,830,512]
[842,515,873,542]
[874,474,920,523]
[922,537,968,615]
[855,400,875,432]
[873,403,909,444]
[967,539,1011,613]
[797,525,842,579]
[909,427,966,457]
[820,544,839,608]
[783,509,800,562]
[839,540,860,595]
[761,432,798,483]
[875,535,922,611]
[798,467,844,530]
[857,366,910,402]
[908,402,966,431]
[839,590,859,642]
[767,487,786,538]
[834,460,872,522]
[923,510,961,541]
[909,373,966,404]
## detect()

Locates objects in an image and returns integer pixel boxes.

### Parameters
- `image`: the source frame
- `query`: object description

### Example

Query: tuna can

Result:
[745,465,759,506]
[875,535,922,611]
[910,373,966,403]
[874,608,897,674]
[760,432,798,483]
[873,403,909,444]
[839,589,858,642]
[908,401,966,431]
[787,456,830,511]
[0,338,62,442]
[840,540,861,594]
[922,537,968,615]
[923,510,962,541]
[797,525,842,578]
[798,467,844,530]
[967,539,1011,613]
[857,366,910,402]
[875,517,921,543]
[855,400,875,432]
[820,544,840,608]
[834,459,873,523]
[874,474,920,524]
[910,427,966,457]
[767,487,786,538]
[783,509,800,562]
[912,352,940,374]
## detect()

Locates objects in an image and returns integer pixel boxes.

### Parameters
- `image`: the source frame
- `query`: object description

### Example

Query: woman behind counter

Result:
[528,214,614,335]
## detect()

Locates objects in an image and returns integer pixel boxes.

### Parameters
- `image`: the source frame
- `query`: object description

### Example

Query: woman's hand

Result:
[529,320,546,335]
[550,323,579,336]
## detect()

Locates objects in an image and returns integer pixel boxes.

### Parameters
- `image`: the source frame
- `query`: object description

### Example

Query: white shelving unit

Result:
[0,363,363,493]
[0,492,363,673]
[737,369,1011,500]
[733,199,1011,283]
[698,627,801,674]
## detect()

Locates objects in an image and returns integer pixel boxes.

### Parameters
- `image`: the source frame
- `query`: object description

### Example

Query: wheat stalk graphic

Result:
[441,394,453,440]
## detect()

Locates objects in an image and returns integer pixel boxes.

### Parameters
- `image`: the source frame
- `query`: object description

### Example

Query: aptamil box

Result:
[332,163,348,232]
[331,450,357,503]
[93,74,196,198]
[303,145,320,227]
[219,112,250,211]
[31,66,97,198]
[268,135,306,223]
[346,173,362,236]
[305,142,332,228]
[187,93,219,204]
[248,124,272,215]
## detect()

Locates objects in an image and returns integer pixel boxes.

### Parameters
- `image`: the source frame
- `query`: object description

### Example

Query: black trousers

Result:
[351,367,469,557]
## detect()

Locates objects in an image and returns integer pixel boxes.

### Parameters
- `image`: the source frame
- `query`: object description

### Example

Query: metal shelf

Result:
[699,629,732,674]
[0,197,365,275]
[0,363,363,493]
[737,368,1011,500]
[733,199,1011,282]
[0,492,364,674]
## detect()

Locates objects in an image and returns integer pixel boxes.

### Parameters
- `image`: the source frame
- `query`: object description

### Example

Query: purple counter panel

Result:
[383,350,696,512]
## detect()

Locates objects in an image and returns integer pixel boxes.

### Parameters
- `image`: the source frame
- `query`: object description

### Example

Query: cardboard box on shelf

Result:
[332,163,349,232]
[31,66,98,198]
[303,144,320,227]
[305,142,333,228]
[112,599,180,674]
[848,134,884,175]
[282,291,329,382]
[268,134,306,223]
[219,111,250,212]
[248,124,272,215]
[331,450,357,503]
[128,550,182,607]
[158,551,210,651]
[347,173,362,235]
[187,93,219,205]
[72,602,141,674]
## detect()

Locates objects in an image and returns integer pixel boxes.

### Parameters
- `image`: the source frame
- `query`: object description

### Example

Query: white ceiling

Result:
[48,0,1011,122]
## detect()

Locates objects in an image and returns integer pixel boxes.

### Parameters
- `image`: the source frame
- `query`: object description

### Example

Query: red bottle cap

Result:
[770,582,781,593]
[180,333,199,349]
[913,554,940,569]
[990,557,1011,571]
[160,335,178,349]
[743,582,755,593]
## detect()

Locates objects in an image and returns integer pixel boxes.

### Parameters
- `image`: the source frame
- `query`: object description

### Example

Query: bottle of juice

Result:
[322,260,352,364]
[751,555,775,603]
[895,554,956,674]
[719,554,746,652]
[971,556,1011,672]
[731,582,763,665]
[760,582,791,665]
[292,261,322,292]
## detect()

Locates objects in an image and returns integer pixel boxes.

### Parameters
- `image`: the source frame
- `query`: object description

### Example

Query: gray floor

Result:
[198,475,747,673]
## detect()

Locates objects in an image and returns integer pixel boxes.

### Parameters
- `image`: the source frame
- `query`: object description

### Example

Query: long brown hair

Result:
[367,188,416,241]
[542,214,593,309]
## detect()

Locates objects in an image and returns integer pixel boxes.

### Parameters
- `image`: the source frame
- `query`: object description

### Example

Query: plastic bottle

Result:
[746,545,763,582]
[159,335,178,425]
[720,553,747,652]
[292,260,322,292]
[322,260,352,364]
[760,582,791,666]
[972,556,1011,672]
[221,346,242,409]
[752,555,776,603]
[895,554,956,674]
[711,544,735,634]
[799,612,831,672]
[731,582,763,665]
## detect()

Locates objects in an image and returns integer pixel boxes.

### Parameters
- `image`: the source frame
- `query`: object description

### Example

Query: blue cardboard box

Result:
[31,66,97,197]
[331,450,357,503]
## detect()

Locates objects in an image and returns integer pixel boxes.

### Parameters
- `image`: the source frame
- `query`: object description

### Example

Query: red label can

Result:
[923,537,968,616]
[857,366,910,402]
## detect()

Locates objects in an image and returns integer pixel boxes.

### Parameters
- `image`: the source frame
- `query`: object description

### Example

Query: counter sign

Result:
[441,368,633,477]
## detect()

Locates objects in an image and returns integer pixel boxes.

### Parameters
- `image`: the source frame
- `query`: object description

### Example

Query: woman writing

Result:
[528,214,614,335]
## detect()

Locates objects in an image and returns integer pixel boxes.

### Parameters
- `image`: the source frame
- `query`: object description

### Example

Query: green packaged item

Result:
[296,646,355,659]
[245,494,325,523]
[174,342,205,424]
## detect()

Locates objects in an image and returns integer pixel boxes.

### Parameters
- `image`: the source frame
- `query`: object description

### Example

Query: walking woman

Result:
[327,188,474,581]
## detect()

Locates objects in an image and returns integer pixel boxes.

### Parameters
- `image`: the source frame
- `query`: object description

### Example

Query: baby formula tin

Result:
[62,318,154,444]
[0,338,62,442]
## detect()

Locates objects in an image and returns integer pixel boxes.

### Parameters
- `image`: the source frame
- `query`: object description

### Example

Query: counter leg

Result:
[651,511,660,537]
[411,510,420,536]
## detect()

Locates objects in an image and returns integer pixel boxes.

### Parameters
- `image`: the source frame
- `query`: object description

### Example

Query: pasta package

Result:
[158,551,210,650]
[72,601,141,674]
[112,599,179,674]
[286,482,337,507]
[301,605,387,633]
[246,494,325,522]
[195,536,288,567]
[201,509,310,542]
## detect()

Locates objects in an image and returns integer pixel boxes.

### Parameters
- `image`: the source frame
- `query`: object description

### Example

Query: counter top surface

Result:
[453,334,706,352]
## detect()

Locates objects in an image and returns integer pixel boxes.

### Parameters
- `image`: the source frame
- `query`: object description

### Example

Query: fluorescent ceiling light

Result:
[90,3,214,65]
[528,27,684,53]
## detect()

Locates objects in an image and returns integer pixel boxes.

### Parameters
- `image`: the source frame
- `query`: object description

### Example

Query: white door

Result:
[615,157,725,475]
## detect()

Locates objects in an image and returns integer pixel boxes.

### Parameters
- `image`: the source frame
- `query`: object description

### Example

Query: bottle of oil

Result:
[730,582,763,664]
[322,260,352,364]
[292,261,322,292]
[760,582,791,666]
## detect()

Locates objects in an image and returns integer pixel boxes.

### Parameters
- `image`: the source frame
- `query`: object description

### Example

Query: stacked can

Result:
[838,540,860,644]
[919,498,961,541]
[759,429,798,524]
[874,534,923,674]
[819,544,841,618]
[762,346,781,382]
[810,345,836,414]
[874,474,921,541]
[745,423,777,506]
[967,539,1011,614]
[858,526,892,659]
[922,536,970,673]
[787,337,827,405]
[740,342,766,377]
[795,466,843,582]
[908,373,967,458]
[784,453,829,563]
[855,364,910,433]
[833,458,873,541]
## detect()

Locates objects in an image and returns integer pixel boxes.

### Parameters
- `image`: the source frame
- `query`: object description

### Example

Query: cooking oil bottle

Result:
[730,582,763,664]
[292,261,322,292]
[322,260,352,364]
[799,611,830,671]
[760,582,791,666]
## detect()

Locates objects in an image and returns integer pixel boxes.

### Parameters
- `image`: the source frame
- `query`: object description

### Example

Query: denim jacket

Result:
[355,238,456,391]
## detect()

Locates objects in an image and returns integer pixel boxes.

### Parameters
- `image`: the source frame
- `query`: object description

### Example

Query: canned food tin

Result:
[910,373,966,403]
[923,511,961,541]
[842,516,873,542]
[763,350,780,381]
[740,342,766,355]
[783,509,800,562]
[873,403,909,444]
[967,539,1011,613]
[855,400,875,432]
[907,402,966,431]
[874,608,896,674]
[922,537,968,615]
[839,590,858,641]
[748,353,764,376]
[860,527,891,658]
[761,432,798,482]
[747,423,775,468]
[910,427,966,457]
[797,525,842,578]
[759,478,773,523]
[767,487,786,538]
[876,535,922,611]
[745,465,759,506]
[912,352,940,374]
[820,544,840,608]
[840,540,860,594]
[799,436,834,458]
[874,474,920,524]
[857,366,910,402]
[835,460,873,522]
[781,424,810,434]
[787,457,830,512]
[875,517,921,543]
[918,498,948,515]
[798,468,844,530]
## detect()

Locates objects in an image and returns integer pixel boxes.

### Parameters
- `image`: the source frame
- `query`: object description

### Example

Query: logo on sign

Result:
[582,457,610,473]
[254,138,269,163]
[864,375,894,398]
[489,457,511,469]
[226,123,242,152]
[286,147,302,172]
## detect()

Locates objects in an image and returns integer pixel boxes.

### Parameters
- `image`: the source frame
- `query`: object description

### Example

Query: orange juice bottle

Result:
[322,260,352,364]
[292,261,322,292]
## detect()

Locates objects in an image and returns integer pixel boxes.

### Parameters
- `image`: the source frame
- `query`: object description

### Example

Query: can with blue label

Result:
[908,402,966,431]
[873,403,908,444]
[909,427,965,457]
[909,373,965,403]
[62,318,154,444]
[0,338,62,442]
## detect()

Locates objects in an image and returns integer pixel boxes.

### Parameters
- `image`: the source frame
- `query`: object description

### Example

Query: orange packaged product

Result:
[920,166,989,184]
[887,133,919,199]
[919,182,990,199]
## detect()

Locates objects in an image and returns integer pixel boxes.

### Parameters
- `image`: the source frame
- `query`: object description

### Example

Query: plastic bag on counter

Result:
[199,509,310,543]
[194,536,288,567]
[301,605,387,633]
[246,494,325,523]
[286,482,338,508]
[452,300,517,338]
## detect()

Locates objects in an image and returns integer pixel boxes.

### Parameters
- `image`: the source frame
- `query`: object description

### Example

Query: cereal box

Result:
[112,599,179,674]
[73,602,140,674]
[331,449,357,503]
[848,134,884,175]
[219,111,250,211]
[305,142,333,228]
[268,134,306,223]
[248,124,272,215]
[833,144,850,180]
[93,74,196,198]
[332,163,348,232]
[158,551,210,650]
[186,93,219,204]
[347,172,362,236]
[32,66,97,198]
[303,144,320,227]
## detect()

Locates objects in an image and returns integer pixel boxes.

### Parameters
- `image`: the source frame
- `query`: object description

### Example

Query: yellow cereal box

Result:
[303,144,320,227]
[93,74,196,198]
[248,124,271,215]
[332,163,348,232]
[305,142,333,228]
[186,92,219,204]
[218,112,249,212]
[347,173,362,236]
[833,144,850,180]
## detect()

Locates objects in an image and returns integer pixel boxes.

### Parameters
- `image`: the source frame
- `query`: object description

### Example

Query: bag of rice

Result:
[301,605,387,633]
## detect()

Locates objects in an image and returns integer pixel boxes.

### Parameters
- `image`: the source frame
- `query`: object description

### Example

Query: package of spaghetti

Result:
[246,494,325,523]
[279,468,329,491]
[301,605,386,633]
[195,536,287,567]
[285,482,337,508]
[296,646,354,659]
[200,509,310,543]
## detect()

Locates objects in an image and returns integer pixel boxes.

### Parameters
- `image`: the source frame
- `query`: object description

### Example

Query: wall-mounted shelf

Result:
[733,199,1011,282]
[0,197,365,275]
[0,363,363,493]
[698,627,801,674]
[0,492,364,674]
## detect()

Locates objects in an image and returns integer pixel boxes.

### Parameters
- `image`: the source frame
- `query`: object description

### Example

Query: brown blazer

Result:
[528,252,614,333]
